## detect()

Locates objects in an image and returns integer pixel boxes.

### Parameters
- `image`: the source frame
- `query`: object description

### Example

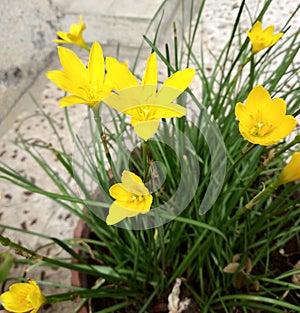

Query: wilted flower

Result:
[0,279,46,313]
[46,42,112,107]
[103,53,195,140]
[106,170,153,225]
[53,14,88,49]
[235,85,296,146]
[277,152,300,185]
[247,21,283,54]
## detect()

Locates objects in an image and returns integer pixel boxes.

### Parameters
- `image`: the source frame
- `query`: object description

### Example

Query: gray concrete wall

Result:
[0,0,60,123]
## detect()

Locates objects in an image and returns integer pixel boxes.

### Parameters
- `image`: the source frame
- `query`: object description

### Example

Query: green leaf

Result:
[0,252,14,282]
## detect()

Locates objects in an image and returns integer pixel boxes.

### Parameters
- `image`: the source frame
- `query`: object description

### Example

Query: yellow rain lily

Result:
[53,14,88,49]
[106,170,153,225]
[103,53,196,141]
[277,152,300,185]
[235,85,296,146]
[46,42,112,107]
[0,279,46,313]
[247,21,283,54]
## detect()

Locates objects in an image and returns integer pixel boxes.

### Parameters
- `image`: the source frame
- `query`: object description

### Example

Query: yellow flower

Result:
[277,152,300,185]
[53,15,88,49]
[0,279,46,313]
[46,42,112,107]
[247,21,283,54]
[235,85,296,146]
[106,170,153,225]
[103,53,196,141]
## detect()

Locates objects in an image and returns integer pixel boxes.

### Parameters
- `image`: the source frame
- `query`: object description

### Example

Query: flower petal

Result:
[54,31,70,43]
[57,46,88,81]
[109,183,132,201]
[46,70,83,95]
[106,201,139,225]
[245,85,271,114]
[121,170,150,195]
[1,290,33,311]
[260,98,287,127]
[235,102,252,129]
[278,152,300,184]
[132,119,160,141]
[105,57,139,90]
[239,115,296,146]
[88,42,105,88]
[58,95,88,107]
[251,21,262,33]
[141,53,157,87]
[263,25,275,36]
[270,32,283,45]
[156,68,196,103]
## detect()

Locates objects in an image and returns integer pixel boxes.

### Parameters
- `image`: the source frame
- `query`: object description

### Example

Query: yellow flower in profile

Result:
[106,170,153,225]
[46,42,112,107]
[277,152,300,185]
[104,53,196,141]
[235,85,296,146]
[0,279,46,313]
[247,21,283,54]
[53,15,88,49]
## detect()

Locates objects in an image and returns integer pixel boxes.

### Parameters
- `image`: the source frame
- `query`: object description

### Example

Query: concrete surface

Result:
[0,0,299,312]
[0,0,59,123]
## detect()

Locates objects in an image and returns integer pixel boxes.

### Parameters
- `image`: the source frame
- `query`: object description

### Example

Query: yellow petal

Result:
[1,291,33,311]
[156,68,195,103]
[109,183,132,201]
[58,95,88,107]
[263,25,275,36]
[239,115,296,146]
[124,102,186,119]
[251,21,262,34]
[105,57,139,90]
[46,70,83,95]
[278,152,300,184]
[106,201,139,225]
[57,46,88,81]
[260,98,286,127]
[235,102,252,129]
[245,85,271,114]
[141,53,157,86]
[270,32,283,45]
[88,42,105,87]
[54,31,71,44]
[121,170,149,195]
[132,119,160,141]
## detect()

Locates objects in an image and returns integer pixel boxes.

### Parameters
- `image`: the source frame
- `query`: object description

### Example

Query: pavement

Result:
[0,0,299,312]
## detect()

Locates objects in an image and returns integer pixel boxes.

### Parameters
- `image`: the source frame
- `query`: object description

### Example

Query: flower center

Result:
[135,106,156,121]
[131,194,146,203]
[85,84,106,104]
[249,115,272,137]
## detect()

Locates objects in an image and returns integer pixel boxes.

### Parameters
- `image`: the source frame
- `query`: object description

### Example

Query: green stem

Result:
[274,135,300,159]
[292,108,300,117]
[224,143,257,183]
[244,181,280,210]
[91,103,118,181]
[249,54,255,91]
[142,141,149,181]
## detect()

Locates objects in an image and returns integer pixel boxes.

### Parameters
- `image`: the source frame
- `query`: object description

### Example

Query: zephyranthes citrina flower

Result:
[235,85,296,146]
[277,152,300,185]
[0,279,46,313]
[53,14,88,50]
[247,21,283,54]
[46,42,112,107]
[103,53,196,141]
[106,170,153,225]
